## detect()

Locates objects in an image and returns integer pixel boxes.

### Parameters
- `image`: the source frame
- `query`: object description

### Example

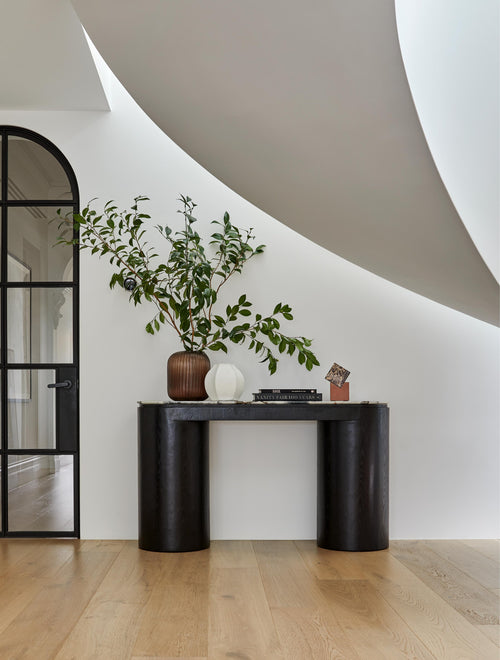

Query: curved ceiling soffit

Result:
[72,0,499,326]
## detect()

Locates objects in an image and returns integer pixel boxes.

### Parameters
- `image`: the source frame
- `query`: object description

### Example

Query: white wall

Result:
[0,50,498,540]
[396,0,499,281]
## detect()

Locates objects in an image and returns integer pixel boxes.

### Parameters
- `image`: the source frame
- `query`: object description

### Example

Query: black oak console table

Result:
[137,402,389,553]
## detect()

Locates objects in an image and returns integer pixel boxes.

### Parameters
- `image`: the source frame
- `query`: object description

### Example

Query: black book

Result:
[258,388,317,393]
[253,392,322,402]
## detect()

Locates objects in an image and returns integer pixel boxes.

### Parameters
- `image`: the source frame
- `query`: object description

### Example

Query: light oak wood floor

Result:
[0,539,497,659]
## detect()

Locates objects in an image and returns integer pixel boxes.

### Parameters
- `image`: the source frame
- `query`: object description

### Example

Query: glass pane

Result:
[8,207,73,281]
[8,455,74,532]
[8,137,72,200]
[8,370,56,449]
[7,287,73,363]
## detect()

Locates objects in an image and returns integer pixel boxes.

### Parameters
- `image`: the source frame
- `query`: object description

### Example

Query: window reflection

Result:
[8,370,56,450]
[8,288,73,363]
[8,137,72,200]
[8,207,73,281]
[8,455,74,531]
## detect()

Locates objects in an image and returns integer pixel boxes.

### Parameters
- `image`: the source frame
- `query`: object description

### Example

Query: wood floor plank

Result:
[0,549,118,660]
[0,539,77,579]
[462,540,500,564]
[391,540,499,625]
[78,539,126,553]
[271,607,361,659]
[133,550,210,658]
[209,540,258,568]
[155,547,211,584]
[208,567,283,659]
[319,579,436,659]
[424,540,500,591]
[0,540,88,640]
[476,624,500,646]
[359,550,499,659]
[55,542,162,660]
[254,542,366,657]
[0,539,48,576]
[136,582,208,658]
[253,539,309,570]
[253,540,327,609]
[295,539,370,580]
[0,574,47,637]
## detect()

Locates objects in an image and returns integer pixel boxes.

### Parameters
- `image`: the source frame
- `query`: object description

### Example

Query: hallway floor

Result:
[0,539,497,658]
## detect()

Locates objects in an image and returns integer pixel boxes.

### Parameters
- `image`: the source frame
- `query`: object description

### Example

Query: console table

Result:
[137,402,389,552]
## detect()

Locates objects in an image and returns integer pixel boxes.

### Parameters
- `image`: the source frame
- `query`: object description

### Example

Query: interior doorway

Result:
[0,126,79,537]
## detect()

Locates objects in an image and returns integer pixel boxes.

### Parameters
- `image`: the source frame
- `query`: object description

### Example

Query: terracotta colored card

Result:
[330,382,350,401]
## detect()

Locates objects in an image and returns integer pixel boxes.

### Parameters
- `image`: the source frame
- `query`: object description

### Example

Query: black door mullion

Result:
[1,130,7,532]
[3,200,76,207]
[5,450,76,456]
[3,282,78,288]
[5,364,78,370]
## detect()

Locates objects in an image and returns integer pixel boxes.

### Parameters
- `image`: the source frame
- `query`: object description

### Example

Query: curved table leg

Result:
[138,407,209,552]
[317,406,389,551]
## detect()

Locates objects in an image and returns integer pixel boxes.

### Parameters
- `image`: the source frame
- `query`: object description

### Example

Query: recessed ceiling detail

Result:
[72,0,498,324]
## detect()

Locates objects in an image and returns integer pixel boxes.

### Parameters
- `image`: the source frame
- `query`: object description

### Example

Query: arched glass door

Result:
[0,127,79,537]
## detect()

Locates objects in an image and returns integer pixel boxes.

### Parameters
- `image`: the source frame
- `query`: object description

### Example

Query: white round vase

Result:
[204,363,244,401]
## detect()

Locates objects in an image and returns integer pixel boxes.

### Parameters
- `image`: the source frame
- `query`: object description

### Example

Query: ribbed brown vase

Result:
[167,351,210,401]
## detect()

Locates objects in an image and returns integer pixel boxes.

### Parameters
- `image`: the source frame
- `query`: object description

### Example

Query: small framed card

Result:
[325,362,350,388]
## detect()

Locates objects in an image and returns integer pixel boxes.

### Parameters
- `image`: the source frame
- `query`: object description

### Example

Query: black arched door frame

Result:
[0,126,79,538]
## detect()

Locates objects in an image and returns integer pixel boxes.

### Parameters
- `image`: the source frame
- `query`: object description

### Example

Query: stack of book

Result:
[253,388,322,402]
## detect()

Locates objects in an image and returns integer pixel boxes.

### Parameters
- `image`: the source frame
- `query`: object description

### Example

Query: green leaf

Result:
[211,341,228,353]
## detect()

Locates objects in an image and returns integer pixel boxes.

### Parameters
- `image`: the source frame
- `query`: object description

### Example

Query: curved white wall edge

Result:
[395,0,499,282]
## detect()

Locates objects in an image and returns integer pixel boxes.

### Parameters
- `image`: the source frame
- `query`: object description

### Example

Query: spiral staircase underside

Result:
[3,0,498,324]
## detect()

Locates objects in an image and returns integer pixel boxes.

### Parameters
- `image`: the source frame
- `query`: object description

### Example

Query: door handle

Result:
[47,380,72,389]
